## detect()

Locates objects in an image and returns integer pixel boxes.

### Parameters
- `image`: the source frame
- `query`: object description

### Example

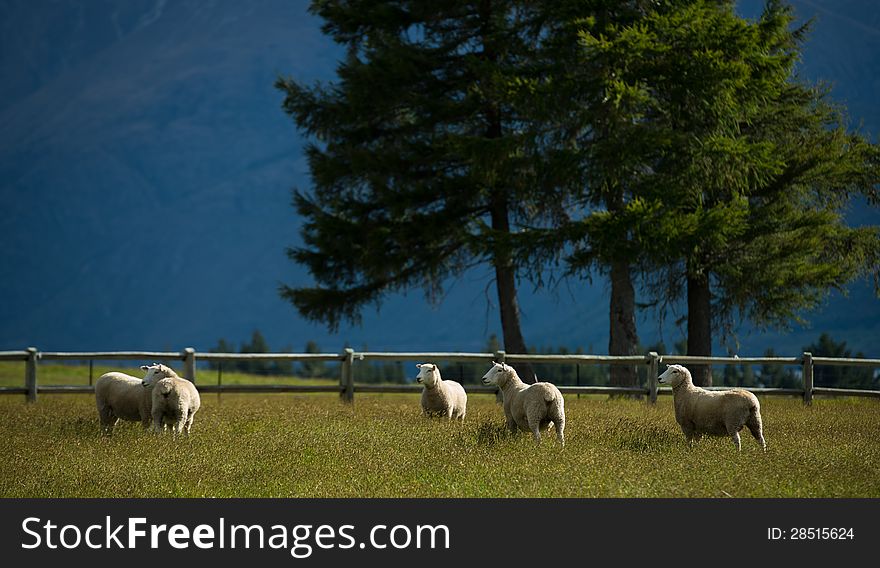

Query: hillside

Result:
[0,0,877,356]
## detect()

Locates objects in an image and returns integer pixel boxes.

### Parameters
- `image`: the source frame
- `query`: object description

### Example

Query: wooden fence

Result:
[1,347,878,405]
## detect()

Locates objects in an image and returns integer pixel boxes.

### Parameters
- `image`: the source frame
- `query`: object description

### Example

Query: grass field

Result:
[1,362,878,498]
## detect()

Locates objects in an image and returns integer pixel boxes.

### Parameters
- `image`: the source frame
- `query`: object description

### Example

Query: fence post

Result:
[647,352,660,404]
[341,348,355,403]
[25,347,38,403]
[183,347,196,383]
[802,351,813,406]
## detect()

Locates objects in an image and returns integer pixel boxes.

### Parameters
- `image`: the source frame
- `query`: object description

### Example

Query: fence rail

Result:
[1,347,878,404]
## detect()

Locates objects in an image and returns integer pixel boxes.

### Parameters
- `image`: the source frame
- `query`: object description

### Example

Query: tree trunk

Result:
[687,270,713,386]
[490,196,536,383]
[608,260,640,393]
[479,0,534,383]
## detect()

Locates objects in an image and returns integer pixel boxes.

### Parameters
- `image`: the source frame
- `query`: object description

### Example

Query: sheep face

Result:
[155,379,174,398]
[481,362,509,386]
[416,363,439,387]
[658,364,691,388]
[141,363,175,388]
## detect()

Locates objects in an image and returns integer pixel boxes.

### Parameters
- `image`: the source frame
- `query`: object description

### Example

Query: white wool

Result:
[658,364,766,451]
[482,362,565,445]
[416,363,467,420]
[94,363,178,435]
[143,369,201,435]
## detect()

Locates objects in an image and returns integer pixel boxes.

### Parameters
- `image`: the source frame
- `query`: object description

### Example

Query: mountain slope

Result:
[0,0,877,356]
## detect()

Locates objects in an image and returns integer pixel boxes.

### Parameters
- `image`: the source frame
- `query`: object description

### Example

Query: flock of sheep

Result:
[93,360,766,451]
[95,363,200,436]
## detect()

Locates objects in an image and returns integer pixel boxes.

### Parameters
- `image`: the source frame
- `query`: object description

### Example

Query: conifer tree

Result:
[276,0,556,380]
[543,0,880,385]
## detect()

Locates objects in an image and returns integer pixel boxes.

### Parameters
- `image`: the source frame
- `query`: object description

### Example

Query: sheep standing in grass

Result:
[416,363,467,420]
[658,364,766,451]
[141,365,201,435]
[481,361,565,445]
[95,363,174,435]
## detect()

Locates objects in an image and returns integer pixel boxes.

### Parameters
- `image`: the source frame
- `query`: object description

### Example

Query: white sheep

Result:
[481,361,565,445]
[141,365,201,435]
[416,363,467,420]
[658,364,766,451]
[94,363,175,435]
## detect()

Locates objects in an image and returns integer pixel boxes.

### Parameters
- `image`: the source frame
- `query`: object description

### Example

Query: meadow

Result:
[0,363,878,498]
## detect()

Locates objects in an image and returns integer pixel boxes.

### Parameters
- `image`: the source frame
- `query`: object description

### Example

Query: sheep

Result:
[141,365,201,435]
[658,364,766,451]
[94,363,175,435]
[416,363,467,420]
[481,361,565,445]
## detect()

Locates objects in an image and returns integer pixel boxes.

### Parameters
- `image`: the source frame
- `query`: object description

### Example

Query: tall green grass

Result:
[1,389,877,498]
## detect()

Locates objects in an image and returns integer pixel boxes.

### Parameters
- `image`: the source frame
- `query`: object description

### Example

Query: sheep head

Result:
[658,364,692,388]
[140,363,177,388]
[481,361,514,387]
[154,377,175,398]
[415,363,440,387]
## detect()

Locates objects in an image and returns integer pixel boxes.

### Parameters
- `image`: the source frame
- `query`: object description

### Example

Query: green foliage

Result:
[549,0,880,352]
[528,344,608,386]
[209,330,293,376]
[722,363,759,388]
[276,0,554,331]
[2,394,878,497]
[299,340,331,379]
[806,333,878,390]
[357,360,408,384]
[760,348,801,389]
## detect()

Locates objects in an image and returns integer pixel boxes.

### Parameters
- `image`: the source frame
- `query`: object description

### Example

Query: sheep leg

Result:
[554,418,565,447]
[152,413,164,434]
[98,406,117,436]
[528,416,543,444]
[681,423,699,447]
[730,430,742,451]
[746,412,766,451]
[185,413,194,435]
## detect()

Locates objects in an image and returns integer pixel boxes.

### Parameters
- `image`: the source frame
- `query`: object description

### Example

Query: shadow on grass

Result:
[604,417,678,453]
[470,421,510,447]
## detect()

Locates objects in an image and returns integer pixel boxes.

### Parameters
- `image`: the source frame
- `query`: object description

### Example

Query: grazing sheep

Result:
[142,366,201,435]
[481,361,565,445]
[94,363,175,435]
[658,364,766,451]
[416,363,467,420]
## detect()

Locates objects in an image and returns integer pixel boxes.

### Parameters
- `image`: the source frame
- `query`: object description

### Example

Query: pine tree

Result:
[208,338,235,371]
[299,340,328,379]
[760,349,799,388]
[240,330,271,374]
[276,0,557,382]
[641,1,880,384]
[805,333,876,389]
[551,0,880,385]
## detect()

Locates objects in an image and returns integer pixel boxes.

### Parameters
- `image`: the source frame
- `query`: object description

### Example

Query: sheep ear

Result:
[416,364,422,369]
[140,365,149,371]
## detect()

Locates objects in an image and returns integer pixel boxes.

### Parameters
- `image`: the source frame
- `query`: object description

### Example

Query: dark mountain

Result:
[0,0,878,357]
